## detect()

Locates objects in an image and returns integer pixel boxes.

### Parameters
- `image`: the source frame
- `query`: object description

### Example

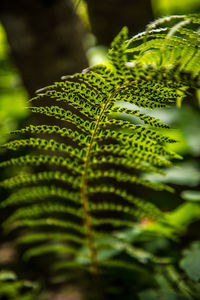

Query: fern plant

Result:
[0,270,38,300]
[0,14,200,296]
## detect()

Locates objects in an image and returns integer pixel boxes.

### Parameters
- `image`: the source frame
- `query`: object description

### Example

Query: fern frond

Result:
[91,155,166,174]
[104,121,174,143]
[63,70,113,94]
[111,107,170,128]
[36,91,101,119]
[0,172,81,190]
[11,125,91,147]
[96,138,178,160]
[0,155,83,174]
[88,185,163,219]
[23,244,82,261]
[113,92,170,108]
[17,232,85,246]
[29,106,94,133]
[1,14,200,277]
[4,203,83,227]
[87,169,173,192]
[0,185,80,208]
[95,144,175,167]
[7,218,85,234]
[146,15,187,31]
[0,270,38,299]
[0,138,84,160]
[108,26,129,78]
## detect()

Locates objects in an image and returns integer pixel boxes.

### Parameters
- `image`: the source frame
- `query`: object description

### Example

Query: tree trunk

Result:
[0,0,88,96]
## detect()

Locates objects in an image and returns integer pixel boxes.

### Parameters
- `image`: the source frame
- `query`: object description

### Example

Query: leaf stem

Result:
[81,81,135,273]
[81,100,108,274]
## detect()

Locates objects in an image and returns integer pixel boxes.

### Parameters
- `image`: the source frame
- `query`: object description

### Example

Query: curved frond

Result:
[0,185,81,208]
[0,172,81,190]
[1,14,200,276]
[0,155,83,174]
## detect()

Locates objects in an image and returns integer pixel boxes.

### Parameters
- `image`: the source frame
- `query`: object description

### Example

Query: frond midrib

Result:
[80,80,136,273]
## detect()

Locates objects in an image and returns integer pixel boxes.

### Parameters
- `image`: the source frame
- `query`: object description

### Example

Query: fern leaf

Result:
[0,185,81,208]
[0,270,38,299]
[87,169,173,192]
[88,184,164,219]
[23,244,82,261]
[0,171,81,192]
[1,14,200,276]
[7,218,85,234]
[0,155,83,174]
[0,138,84,160]
[108,26,129,78]
[29,106,94,133]
[91,155,166,174]
[4,203,83,227]
[11,125,91,147]
[17,232,85,246]
[111,107,170,128]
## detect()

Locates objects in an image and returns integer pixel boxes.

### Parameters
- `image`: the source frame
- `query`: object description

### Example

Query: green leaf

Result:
[181,190,200,202]
[180,242,200,282]
[139,289,189,300]
[1,14,200,277]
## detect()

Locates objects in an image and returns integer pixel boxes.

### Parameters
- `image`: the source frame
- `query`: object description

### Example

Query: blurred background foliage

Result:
[0,0,200,299]
[152,0,200,15]
[0,25,28,145]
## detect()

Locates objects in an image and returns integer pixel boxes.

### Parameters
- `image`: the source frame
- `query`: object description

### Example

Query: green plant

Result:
[0,270,38,300]
[0,14,200,299]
